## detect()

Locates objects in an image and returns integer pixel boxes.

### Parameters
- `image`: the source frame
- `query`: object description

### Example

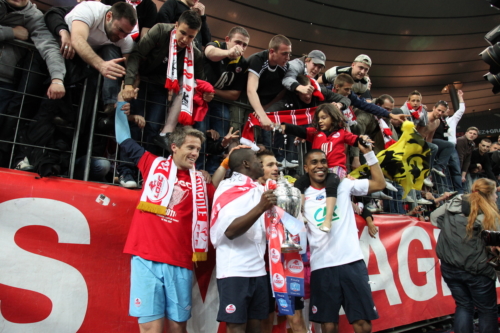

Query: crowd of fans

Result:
[1,0,500,214]
[3,1,500,332]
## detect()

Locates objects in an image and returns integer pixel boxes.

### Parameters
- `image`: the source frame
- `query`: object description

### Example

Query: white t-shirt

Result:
[65,2,134,54]
[303,178,369,271]
[214,176,267,279]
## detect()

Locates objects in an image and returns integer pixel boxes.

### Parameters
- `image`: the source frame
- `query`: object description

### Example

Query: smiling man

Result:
[302,142,385,333]
[114,83,215,332]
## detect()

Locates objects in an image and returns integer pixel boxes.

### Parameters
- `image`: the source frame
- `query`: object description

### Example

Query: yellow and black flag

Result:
[350,121,431,198]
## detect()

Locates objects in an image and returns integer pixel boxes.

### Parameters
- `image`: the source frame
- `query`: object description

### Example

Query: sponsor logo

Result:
[287,259,304,274]
[273,273,285,288]
[226,304,236,313]
[277,298,288,308]
[270,248,280,264]
[312,305,318,314]
[316,194,324,200]
[134,298,141,307]
[290,282,300,292]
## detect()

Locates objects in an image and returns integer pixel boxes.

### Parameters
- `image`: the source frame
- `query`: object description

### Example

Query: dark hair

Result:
[312,103,345,132]
[110,2,137,26]
[481,138,492,144]
[228,26,250,39]
[374,94,394,106]
[333,73,354,87]
[434,100,449,109]
[256,149,275,159]
[296,74,310,86]
[408,90,422,99]
[269,34,291,51]
[303,149,325,164]
[178,10,202,31]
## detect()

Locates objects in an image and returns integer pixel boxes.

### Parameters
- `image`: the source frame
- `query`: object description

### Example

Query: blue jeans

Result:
[74,156,111,182]
[384,182,405,214]
[194,100,230,173]
[440,262,498,333]
[427,141,438,172]
[98,45,122,105]
[448,149,464,194]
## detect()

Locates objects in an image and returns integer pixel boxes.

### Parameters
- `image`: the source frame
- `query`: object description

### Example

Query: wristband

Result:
[220,157,229,170]
[364,151,378,166]
[51,81,64,86]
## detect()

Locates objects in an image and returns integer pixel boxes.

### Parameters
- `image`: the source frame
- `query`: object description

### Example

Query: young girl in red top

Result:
[281,103,372,232]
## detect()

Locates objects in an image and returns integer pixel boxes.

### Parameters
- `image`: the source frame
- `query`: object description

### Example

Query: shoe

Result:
[385,179,397,192]
[103,103,115,115]
[417,198,433,205]
[319,225,331,233]
[15,157,34,171]
[120,174,138,189]
[153,133,172,152]
[278,159,299,170]
[403,196,415,203]
[423,177,434,187]
[97,116,114,133]
[366,204,383,213]
[432,168,446,177]
[371,191,392,200]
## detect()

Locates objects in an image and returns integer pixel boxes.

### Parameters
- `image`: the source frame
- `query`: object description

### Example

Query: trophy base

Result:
[281,242,302,253]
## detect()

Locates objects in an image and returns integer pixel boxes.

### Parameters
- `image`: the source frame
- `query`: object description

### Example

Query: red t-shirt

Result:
[124,152,215,270]
[306,128,358,169]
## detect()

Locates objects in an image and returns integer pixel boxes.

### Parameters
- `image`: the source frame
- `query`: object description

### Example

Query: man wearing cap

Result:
[318,54,371,92]
[282,50,326,94]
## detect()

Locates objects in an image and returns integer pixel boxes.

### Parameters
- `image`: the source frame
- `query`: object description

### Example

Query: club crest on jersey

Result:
[226,304,236,313]
[235,67,242,73]
[312,305,318,314]
[316,194,324,200]
[134,298,141,307]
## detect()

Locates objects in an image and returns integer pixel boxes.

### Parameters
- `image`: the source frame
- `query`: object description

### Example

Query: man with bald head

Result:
[210,147,277,333]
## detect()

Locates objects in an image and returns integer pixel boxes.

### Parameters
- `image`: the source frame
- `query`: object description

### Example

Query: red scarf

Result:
[406,102,423,120]
[240,107,317,150]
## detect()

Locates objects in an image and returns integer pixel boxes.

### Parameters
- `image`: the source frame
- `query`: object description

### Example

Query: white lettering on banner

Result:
[360,227,402,305]
[398,226,437,301]
[433,229,452,296]
[0,198,90,333]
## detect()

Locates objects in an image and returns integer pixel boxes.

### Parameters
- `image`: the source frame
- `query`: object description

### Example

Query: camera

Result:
[481,230,500,246]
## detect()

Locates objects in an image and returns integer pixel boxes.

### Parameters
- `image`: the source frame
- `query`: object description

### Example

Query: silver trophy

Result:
[274,172,302,253]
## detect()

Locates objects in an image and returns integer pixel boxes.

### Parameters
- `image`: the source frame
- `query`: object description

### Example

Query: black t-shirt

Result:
[102,0,157,30]
[204,41,248,91]
[247,50,288,106]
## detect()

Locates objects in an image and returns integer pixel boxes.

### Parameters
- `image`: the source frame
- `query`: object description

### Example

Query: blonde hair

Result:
[466,178,500,237]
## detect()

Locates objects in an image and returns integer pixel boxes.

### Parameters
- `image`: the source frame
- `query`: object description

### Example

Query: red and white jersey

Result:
[306,128,358,170]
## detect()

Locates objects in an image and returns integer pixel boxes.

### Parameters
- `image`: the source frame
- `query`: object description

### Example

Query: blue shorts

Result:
[129,256,193,323]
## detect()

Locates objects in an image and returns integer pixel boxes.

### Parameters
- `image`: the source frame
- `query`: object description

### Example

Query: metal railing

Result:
[0,39,473,216]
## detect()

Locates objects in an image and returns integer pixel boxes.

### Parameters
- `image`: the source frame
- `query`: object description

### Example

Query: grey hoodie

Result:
[431,194,497,280]
[0,0,65,84]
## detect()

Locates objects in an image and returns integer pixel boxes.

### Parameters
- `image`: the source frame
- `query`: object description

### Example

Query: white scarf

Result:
[375,116,396,149]
[137,156,209,261]
[165,29,195,125]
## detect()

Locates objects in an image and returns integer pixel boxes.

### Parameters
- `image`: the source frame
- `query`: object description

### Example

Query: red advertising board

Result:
[0,169,496,332]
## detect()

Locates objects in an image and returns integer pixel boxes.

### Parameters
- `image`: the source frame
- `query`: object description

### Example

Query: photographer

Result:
[430,178,500,333]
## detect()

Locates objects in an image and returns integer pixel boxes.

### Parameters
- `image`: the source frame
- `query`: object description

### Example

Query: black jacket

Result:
[156,0,211,50]
[431,195,497,280]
